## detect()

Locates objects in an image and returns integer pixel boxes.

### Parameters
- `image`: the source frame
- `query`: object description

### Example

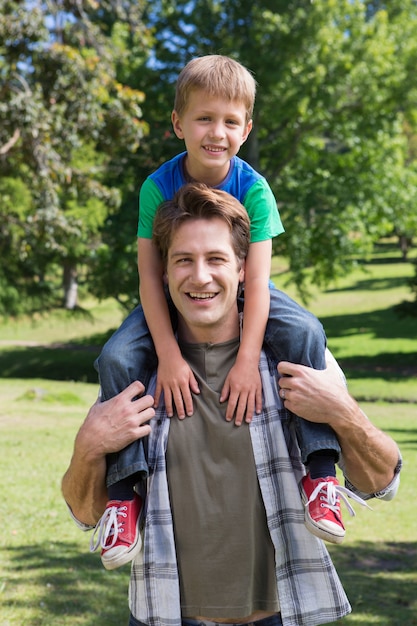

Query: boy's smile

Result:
[171,89,252,187]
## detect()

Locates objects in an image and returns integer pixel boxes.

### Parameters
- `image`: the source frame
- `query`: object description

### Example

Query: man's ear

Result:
[238,259,246,283]
[171,110,184,139]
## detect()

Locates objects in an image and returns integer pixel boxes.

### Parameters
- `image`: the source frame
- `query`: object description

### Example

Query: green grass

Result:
[0,386,415,626]
[0,240,416,625]
[271,241,417,403]
[0,379,132,626]
[326,403,417,626]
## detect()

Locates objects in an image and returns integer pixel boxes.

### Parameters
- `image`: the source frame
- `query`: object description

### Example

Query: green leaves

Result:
[2,0,417,314]
[0,0,149,312]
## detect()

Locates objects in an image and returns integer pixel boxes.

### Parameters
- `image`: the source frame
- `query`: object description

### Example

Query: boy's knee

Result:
[96,340,125,372]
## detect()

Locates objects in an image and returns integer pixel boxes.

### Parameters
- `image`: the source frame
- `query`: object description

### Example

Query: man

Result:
[62,183,401,626]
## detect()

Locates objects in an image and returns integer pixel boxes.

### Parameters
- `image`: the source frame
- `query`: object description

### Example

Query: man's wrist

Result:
[329,396,363,436]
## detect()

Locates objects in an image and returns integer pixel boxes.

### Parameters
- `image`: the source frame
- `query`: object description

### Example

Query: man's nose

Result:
[191,260,211,284]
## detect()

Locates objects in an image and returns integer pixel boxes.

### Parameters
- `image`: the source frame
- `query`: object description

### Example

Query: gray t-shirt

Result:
[166,338,279,619]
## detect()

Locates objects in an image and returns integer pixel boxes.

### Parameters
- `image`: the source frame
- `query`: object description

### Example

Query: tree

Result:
[139,0,417,299]
[3,0,417,314]
[0,0,150,313]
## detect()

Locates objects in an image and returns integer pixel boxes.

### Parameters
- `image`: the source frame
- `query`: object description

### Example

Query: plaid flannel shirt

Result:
[70,351,401,626]
[128,351,401,626]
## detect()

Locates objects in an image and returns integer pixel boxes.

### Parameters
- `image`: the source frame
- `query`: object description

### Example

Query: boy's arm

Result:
[138,238,199,417]
[221,239,271,424]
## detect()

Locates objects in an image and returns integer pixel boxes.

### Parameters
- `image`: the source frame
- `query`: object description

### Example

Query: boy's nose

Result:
[209,121,225,140]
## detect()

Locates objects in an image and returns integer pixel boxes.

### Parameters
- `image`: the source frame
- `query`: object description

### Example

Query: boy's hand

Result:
[220,361,263,425]
[154,355,200,419]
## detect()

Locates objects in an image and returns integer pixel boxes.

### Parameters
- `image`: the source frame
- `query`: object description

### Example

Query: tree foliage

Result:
[1,0,417,315]
[140,0,417,301]
[0,0,150,313]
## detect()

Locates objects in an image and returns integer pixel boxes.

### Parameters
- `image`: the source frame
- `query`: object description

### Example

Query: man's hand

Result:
[77,381,155,462]
[62,381,155,526]
[277,358,347,425]
[220,360,263,425]
[154,354,200,419]
[278,357,401,496]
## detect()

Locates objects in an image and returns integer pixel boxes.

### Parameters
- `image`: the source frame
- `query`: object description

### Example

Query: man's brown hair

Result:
[153,182,251,266]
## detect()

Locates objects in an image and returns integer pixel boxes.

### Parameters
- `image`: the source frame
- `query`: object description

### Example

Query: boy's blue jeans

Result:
[95,286,340,488]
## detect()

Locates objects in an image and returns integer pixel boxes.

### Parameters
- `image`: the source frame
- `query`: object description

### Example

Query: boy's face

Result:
[172,89,252,187]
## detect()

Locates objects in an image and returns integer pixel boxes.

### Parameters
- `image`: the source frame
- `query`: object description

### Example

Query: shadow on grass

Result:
[329,540,417,625]
[320,307,417,342]
[381,429,417,455]
[0,305,416,383]
[1,541,131,625]
[337,354,417,382]
[325,274,411,293]
[0,329,115,383]
[0,345,101,383]
[1,540,416,625]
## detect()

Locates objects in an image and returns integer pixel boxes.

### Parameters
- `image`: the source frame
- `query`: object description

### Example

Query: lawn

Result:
[0,240,416,625]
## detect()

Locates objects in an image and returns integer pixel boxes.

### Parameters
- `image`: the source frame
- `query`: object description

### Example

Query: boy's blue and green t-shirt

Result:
[137,152,284,243]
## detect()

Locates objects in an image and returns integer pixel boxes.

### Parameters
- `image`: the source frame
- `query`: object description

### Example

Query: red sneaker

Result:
[301,474,371,544]
[90,494,143,570]
[301,475,345,544]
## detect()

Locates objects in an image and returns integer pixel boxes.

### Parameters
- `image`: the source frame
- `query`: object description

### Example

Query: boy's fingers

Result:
[244,393,256,423]
[172,386,186,419]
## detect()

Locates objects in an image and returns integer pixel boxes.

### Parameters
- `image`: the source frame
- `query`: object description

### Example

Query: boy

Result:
[93,55,345,570]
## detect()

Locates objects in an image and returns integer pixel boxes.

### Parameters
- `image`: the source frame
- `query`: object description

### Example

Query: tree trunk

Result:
[399,235,412,261]
[63,260,78,309]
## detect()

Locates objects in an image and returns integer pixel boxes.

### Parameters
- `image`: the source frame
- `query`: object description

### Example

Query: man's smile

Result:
[187,292,217,300]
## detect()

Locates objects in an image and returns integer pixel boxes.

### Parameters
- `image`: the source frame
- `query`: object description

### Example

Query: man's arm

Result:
[277,353,401,496]
[61,382,155,526]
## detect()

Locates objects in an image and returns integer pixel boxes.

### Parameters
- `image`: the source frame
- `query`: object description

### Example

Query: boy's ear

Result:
[171,110,184,139]
[241,119,253,145]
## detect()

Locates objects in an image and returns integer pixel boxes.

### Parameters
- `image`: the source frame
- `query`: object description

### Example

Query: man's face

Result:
[166,217,245,344]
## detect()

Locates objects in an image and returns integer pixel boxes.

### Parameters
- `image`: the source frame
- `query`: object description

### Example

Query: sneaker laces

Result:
[306,480,372,518]
[90,504,127,553]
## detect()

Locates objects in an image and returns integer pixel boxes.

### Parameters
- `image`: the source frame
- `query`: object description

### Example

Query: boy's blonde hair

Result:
[174,55,256,123]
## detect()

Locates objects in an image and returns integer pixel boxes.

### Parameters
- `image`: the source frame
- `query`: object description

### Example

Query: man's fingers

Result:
[124,380,146,399]
[277,361,298,377]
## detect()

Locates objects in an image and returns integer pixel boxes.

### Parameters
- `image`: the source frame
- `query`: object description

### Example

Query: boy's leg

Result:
[95,304,158,401]
[262,288,341,457]
[262,287,347,543]
[95,304,158,483]
[92,305,157,568]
